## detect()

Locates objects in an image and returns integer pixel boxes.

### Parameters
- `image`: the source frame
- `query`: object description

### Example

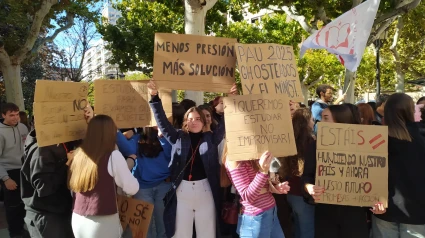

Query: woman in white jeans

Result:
[147,80,238,238]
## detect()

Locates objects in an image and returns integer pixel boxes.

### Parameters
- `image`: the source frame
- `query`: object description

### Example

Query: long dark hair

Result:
[138,127,163,158]
[385,93,414,141]
[281,108,314,178]
[172,104,185,129]
[198,104,217,130]
[328,104,361,124]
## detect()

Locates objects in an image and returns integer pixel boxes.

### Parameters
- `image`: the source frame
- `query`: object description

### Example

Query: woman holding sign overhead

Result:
[302,104,385,238]
[372,93,425,237]
[147,79,238,238]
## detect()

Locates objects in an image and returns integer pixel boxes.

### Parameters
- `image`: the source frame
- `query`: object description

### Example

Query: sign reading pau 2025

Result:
[316,122,388,207]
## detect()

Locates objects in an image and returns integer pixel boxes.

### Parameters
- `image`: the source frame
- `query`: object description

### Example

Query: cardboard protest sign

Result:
[153,33,237,93]
[235,43,303,102]
[117,195,154,238]
[223,94,297,161]
[315,122,388,207]
[33,80,89,147]
[94,80,172,128]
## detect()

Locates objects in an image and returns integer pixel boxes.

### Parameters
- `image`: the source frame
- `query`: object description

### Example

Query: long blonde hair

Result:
[68,115,117,193]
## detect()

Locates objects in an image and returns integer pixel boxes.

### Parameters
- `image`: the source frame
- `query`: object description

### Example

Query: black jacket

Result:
[418,121,425,138]
[150,97,224,238]
[375,122,425,224]
[301,140,369,237]
[20,130,79,215]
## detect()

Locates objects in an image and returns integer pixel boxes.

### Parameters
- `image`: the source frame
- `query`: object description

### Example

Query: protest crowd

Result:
[1,1,425,238]
[1,79,425,238]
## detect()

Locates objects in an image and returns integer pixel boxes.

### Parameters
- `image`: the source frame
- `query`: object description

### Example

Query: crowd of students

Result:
[0,81,425,238]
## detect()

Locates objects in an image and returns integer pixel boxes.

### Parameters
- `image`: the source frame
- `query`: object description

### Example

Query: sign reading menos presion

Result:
[153,33,237,93]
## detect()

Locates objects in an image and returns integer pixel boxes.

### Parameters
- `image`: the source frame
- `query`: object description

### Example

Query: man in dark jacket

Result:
[20,130,79,238]
[20,104,93,238]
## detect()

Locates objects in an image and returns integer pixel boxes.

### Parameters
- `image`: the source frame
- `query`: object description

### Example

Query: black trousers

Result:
[274,193,293,238]
[0,169,25,237]
[25,211,74,238]
[315,204,369,238]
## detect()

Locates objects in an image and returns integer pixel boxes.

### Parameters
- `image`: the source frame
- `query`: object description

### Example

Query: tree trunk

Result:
[171,90,178,103]
[184,0,217,106]
[1,63,25,110]
[340,0,364,104]
[343,70,356,103]
[301,84,309,106]
[394,68,405,93]
[391,17,405,93]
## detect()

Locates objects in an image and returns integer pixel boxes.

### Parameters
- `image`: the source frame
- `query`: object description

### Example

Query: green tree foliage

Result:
[0,0,100,108]
[21,59,44,114]
[389,2,425,81]
[97,1,184,73]
[97,0,244,73]
[239,0,422,101]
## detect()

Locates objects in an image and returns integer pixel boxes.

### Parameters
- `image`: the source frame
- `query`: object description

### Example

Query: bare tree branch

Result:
[390,17,403,54]
[368,16,398,45]
[409,66,425,78]
[0,46,11,68]
[316,6,331,24]
[31,12,75,58]
[307,75,324,89]
[373,0,421,26]
[205,0,218,11]
[302,68,311,84]
[278,6,317,34]
[13,0,57,63]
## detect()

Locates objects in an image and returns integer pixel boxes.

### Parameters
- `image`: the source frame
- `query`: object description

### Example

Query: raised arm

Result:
[159,137,172,163]
[148,80,178,144]
[116,131,138,157]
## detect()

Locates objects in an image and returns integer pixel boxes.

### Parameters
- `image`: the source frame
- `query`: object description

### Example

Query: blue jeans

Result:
[134,181,171,238]
[287,194,315,238]
[237,206,285,238]
[372,216,425,238]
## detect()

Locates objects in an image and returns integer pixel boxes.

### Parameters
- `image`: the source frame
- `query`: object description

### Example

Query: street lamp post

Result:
[374,31,388,99]
[374,39,382,98]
